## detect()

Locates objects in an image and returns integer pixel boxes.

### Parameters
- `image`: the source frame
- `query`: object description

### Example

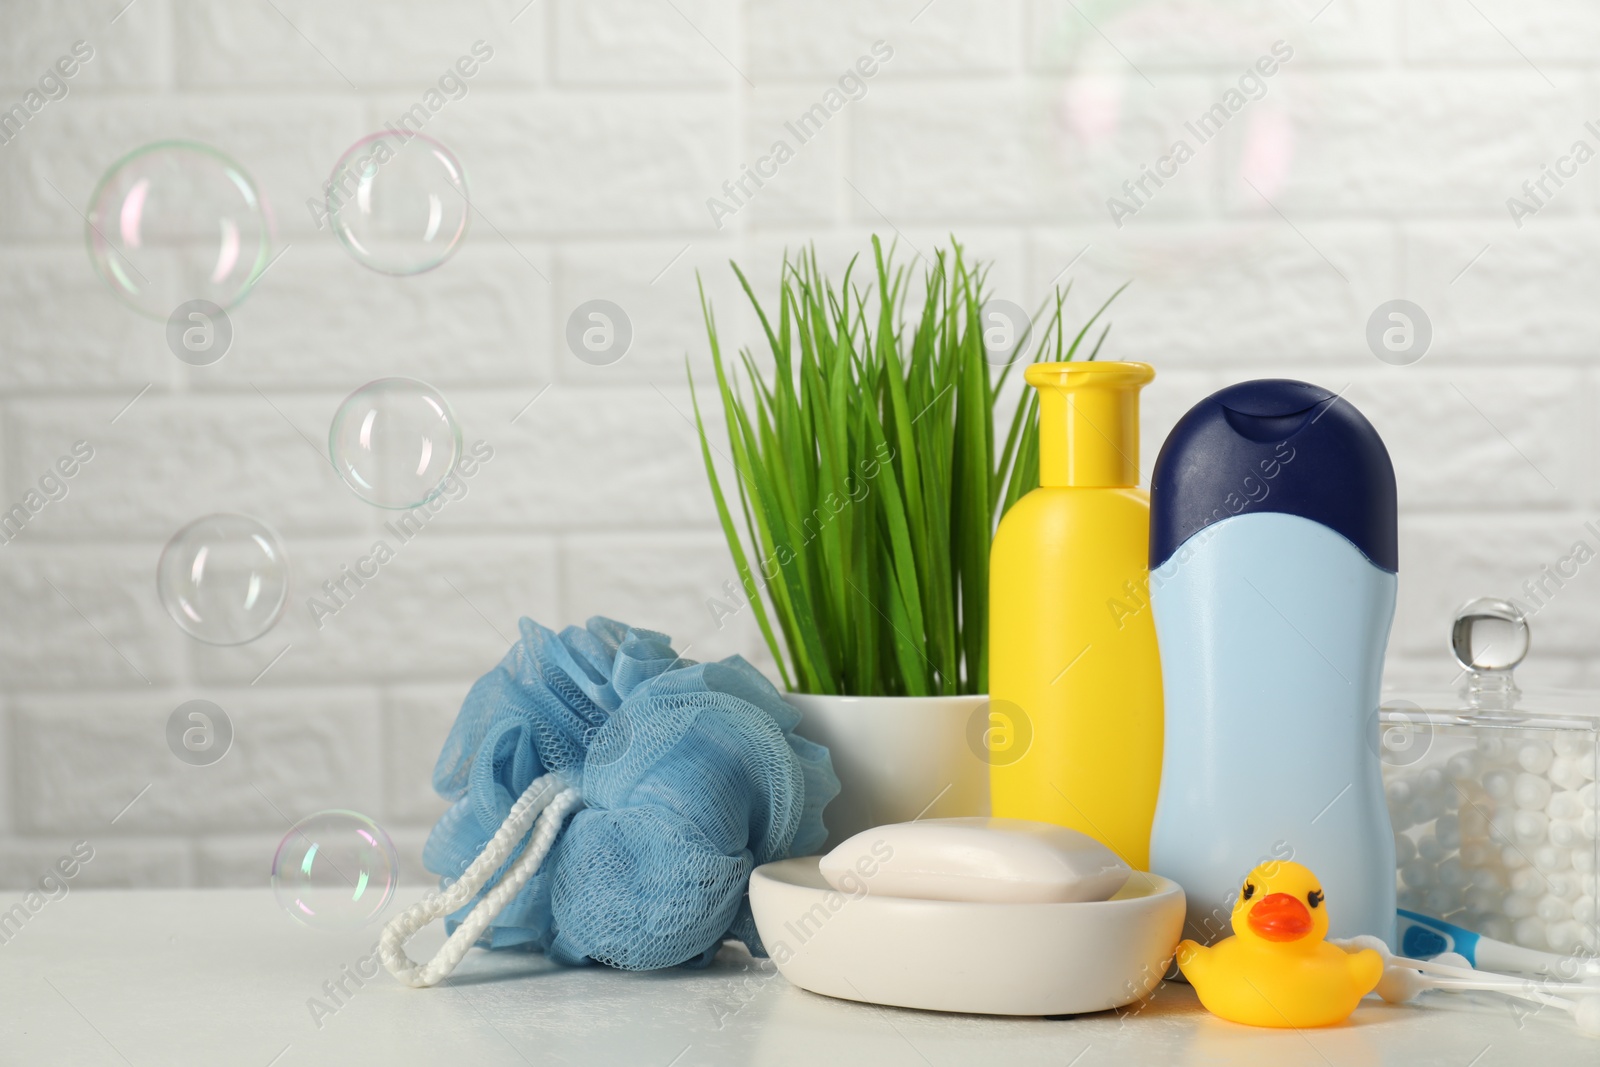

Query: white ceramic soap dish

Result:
[748,856,1186,1016]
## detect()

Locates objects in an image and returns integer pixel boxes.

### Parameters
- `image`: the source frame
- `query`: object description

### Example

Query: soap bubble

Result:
[86,141,271,319]
[157,514,289,645]
[326,132,468,275]
[329,378,462,509]
[272,811,398,929]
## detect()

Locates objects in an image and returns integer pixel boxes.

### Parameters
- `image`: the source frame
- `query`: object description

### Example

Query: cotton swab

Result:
[1333,935,1600,1036]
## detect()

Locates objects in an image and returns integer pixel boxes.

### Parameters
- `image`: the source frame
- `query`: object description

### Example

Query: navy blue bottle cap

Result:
[1149,379,1397,572]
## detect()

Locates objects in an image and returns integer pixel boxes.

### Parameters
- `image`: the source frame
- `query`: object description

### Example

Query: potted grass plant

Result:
[689,237,1122,845]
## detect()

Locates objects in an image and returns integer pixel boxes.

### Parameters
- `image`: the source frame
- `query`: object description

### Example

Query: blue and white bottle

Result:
[1147,380,1398,947]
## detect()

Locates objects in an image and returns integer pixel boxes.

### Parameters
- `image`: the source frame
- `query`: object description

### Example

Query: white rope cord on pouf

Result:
[380,771,584,988]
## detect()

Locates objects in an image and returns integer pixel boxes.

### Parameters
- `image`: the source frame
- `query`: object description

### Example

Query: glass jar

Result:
[1379,598,1598,959]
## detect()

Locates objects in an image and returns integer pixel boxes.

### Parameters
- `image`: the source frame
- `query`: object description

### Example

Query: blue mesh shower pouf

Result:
[416,616,839,972]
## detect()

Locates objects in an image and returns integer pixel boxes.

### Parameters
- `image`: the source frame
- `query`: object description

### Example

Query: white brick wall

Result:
[2,0,1598,889]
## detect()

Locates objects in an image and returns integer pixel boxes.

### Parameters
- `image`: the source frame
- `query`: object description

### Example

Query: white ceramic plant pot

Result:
[786,693,990,849]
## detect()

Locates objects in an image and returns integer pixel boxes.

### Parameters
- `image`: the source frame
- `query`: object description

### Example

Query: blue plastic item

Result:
[1147,381,1398,949]
[1394,909,1600,978]
[422,616,840,970]
[1397,909,1475,963]
[1149,379,1397,573]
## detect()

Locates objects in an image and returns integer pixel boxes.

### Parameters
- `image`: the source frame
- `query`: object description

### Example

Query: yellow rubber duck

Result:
[1176,860,1383,1028]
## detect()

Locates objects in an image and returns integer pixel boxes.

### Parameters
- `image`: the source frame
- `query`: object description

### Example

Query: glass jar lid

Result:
[1382,596,1599,731]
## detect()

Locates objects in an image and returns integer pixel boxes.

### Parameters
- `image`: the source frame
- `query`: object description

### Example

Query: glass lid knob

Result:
[1450,597,1530,673]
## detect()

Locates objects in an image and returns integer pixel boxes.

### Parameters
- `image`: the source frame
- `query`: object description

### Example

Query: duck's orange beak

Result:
[1247,892,1312,941]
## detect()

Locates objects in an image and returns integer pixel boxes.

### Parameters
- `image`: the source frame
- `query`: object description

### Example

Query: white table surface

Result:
[0,889,1591,1066]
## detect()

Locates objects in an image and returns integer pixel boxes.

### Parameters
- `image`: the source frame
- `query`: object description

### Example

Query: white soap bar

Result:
[819,817,1131,904]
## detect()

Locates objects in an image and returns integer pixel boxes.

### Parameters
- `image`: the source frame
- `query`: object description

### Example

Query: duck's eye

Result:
[1242,882,1255,901]
[1308,889,1324,909]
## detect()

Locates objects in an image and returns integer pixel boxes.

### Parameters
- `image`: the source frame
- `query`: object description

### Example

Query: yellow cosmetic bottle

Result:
[988,361,1163,869]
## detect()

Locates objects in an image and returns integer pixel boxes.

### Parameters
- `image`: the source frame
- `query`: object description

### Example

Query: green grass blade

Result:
[693,240,1128,696]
